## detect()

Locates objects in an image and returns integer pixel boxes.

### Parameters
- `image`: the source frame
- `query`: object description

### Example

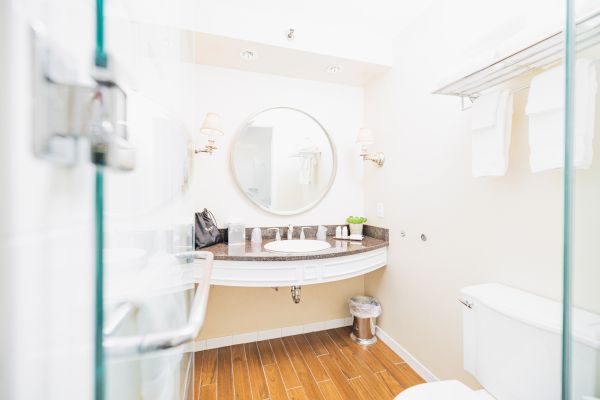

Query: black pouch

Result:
[195,209,223,249]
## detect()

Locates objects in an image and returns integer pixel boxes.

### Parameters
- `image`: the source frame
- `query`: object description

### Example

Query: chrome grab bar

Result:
[458,298,474,309]
[104,251,214,357]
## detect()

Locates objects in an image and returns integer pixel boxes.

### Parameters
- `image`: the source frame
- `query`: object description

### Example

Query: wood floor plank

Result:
[347,377,383,400]
[366,342,422,390]
[201,349,218,387]
[287,387,308,400]
[199,383,216,400]
[375,370,403,397]
[194,330,425,400]
[392,363,426,387]
[332,328,386,373]
[269,338,301,389]
[292,335,329,382]
[317,380,343,400]
[281,336,325,400]
[326,331,391,400]
[217,347,234,400]
[264,363,289,400]
[257,340,276,366]
[231,344,252,400]
[315,331,359,379]
[305,332,328,356]
[194,351,203,398]
[244,342,270,400]
[317,355,360,400]
[369,338,404,364]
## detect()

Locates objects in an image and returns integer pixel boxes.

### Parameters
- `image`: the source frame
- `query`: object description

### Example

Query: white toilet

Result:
[395,283,600,400]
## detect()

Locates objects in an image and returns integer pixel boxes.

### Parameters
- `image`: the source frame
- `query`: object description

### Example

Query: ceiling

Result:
[199,0,435,37]
[194,32,390,87]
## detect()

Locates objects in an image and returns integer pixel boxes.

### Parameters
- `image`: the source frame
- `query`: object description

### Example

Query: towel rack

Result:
[459,84,531,111]
[434,9,600,109]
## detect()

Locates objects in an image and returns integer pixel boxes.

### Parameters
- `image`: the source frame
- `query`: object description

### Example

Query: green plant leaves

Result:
[346,216,367,224]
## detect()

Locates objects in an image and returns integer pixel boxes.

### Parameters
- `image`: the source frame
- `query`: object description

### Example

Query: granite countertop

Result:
[199,225,389,262]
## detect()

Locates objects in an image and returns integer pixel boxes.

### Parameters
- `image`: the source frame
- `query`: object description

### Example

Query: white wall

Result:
[118,57,365,227]
[362,0,600,388]
[109,40,367,338]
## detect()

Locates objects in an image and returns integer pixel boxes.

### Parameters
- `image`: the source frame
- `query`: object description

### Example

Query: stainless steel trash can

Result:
[348,296,381,345]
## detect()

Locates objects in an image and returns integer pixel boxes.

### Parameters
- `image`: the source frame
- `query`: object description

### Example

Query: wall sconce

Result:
[357,127,385,167]
[195,113,224,155]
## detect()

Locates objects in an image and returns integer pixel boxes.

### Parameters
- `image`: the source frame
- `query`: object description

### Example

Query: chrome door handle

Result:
[104,251,214,357]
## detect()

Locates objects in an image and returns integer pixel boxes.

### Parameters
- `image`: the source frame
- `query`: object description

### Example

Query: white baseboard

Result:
[375,325,439,383]
[194,316,353,351]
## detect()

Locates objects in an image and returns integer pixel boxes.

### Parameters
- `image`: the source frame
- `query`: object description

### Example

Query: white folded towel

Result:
[526,59,597,172]
[471,89,514,177]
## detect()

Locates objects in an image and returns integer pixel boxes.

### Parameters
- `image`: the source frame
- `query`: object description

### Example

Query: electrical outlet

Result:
[376,202,384,218]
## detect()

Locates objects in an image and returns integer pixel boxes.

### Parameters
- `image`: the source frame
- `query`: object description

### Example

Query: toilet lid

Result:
[394,380,491,400]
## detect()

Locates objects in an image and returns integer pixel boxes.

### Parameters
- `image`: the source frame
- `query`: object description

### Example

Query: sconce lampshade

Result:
[356,127,375,145]
[200,113,224,137]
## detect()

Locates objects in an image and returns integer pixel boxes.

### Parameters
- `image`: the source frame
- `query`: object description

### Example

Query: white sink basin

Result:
[264,240,331,253]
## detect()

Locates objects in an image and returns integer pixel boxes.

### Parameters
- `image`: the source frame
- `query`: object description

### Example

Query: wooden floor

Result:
[194,327,425,400]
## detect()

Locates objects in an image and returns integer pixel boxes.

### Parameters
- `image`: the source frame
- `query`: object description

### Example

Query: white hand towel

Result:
[526,59,597,172]
[525,67,564,114]
[471,89,514,177]
[471,89,503,130]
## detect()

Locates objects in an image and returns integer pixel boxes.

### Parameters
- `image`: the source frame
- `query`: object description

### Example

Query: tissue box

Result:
[227,223,246,245]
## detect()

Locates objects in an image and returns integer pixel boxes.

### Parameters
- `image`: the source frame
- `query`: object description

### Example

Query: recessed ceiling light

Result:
[240,49,258,61]
[327,64,342,74]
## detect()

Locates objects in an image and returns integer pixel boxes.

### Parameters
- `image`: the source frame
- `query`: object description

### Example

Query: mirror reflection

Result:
[231,107,336,215]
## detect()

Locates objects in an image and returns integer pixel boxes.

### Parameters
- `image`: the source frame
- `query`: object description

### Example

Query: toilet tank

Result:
[460,283,600,400]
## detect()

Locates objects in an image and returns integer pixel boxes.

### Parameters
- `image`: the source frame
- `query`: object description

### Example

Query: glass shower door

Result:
[91,1,211,398]
[101,92,202,400]
[563,1,600,399]
[0,0,206,397]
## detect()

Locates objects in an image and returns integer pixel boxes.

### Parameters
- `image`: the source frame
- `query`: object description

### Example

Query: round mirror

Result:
[230,107,337,215]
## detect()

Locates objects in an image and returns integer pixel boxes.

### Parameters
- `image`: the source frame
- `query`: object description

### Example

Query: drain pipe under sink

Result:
[291,286,301,303]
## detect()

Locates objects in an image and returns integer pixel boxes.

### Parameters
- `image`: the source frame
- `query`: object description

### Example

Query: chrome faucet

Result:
[287,224,294,240]
[267,228,281,241]
[300,227,311,240]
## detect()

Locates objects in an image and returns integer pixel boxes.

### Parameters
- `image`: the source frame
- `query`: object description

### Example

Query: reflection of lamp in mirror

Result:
[195,113,224,155]
[357,127,384,167]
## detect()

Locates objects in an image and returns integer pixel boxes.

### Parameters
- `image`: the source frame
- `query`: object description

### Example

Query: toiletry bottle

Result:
[335,226,341,238]
[317,226,327,241]
[251,227,262,243]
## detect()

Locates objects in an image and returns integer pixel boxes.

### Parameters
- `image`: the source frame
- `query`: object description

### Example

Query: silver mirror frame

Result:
[229,107,338,216]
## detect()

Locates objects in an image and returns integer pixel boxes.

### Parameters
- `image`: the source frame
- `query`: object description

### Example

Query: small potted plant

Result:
[346,216,367,235]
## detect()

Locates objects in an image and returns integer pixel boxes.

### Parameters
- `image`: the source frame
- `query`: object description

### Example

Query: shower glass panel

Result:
[564,1,600,399]
[95,1,198,399]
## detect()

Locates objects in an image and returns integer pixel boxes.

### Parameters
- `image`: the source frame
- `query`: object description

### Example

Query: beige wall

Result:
[198,277,364,339]
[362,3,600,388]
